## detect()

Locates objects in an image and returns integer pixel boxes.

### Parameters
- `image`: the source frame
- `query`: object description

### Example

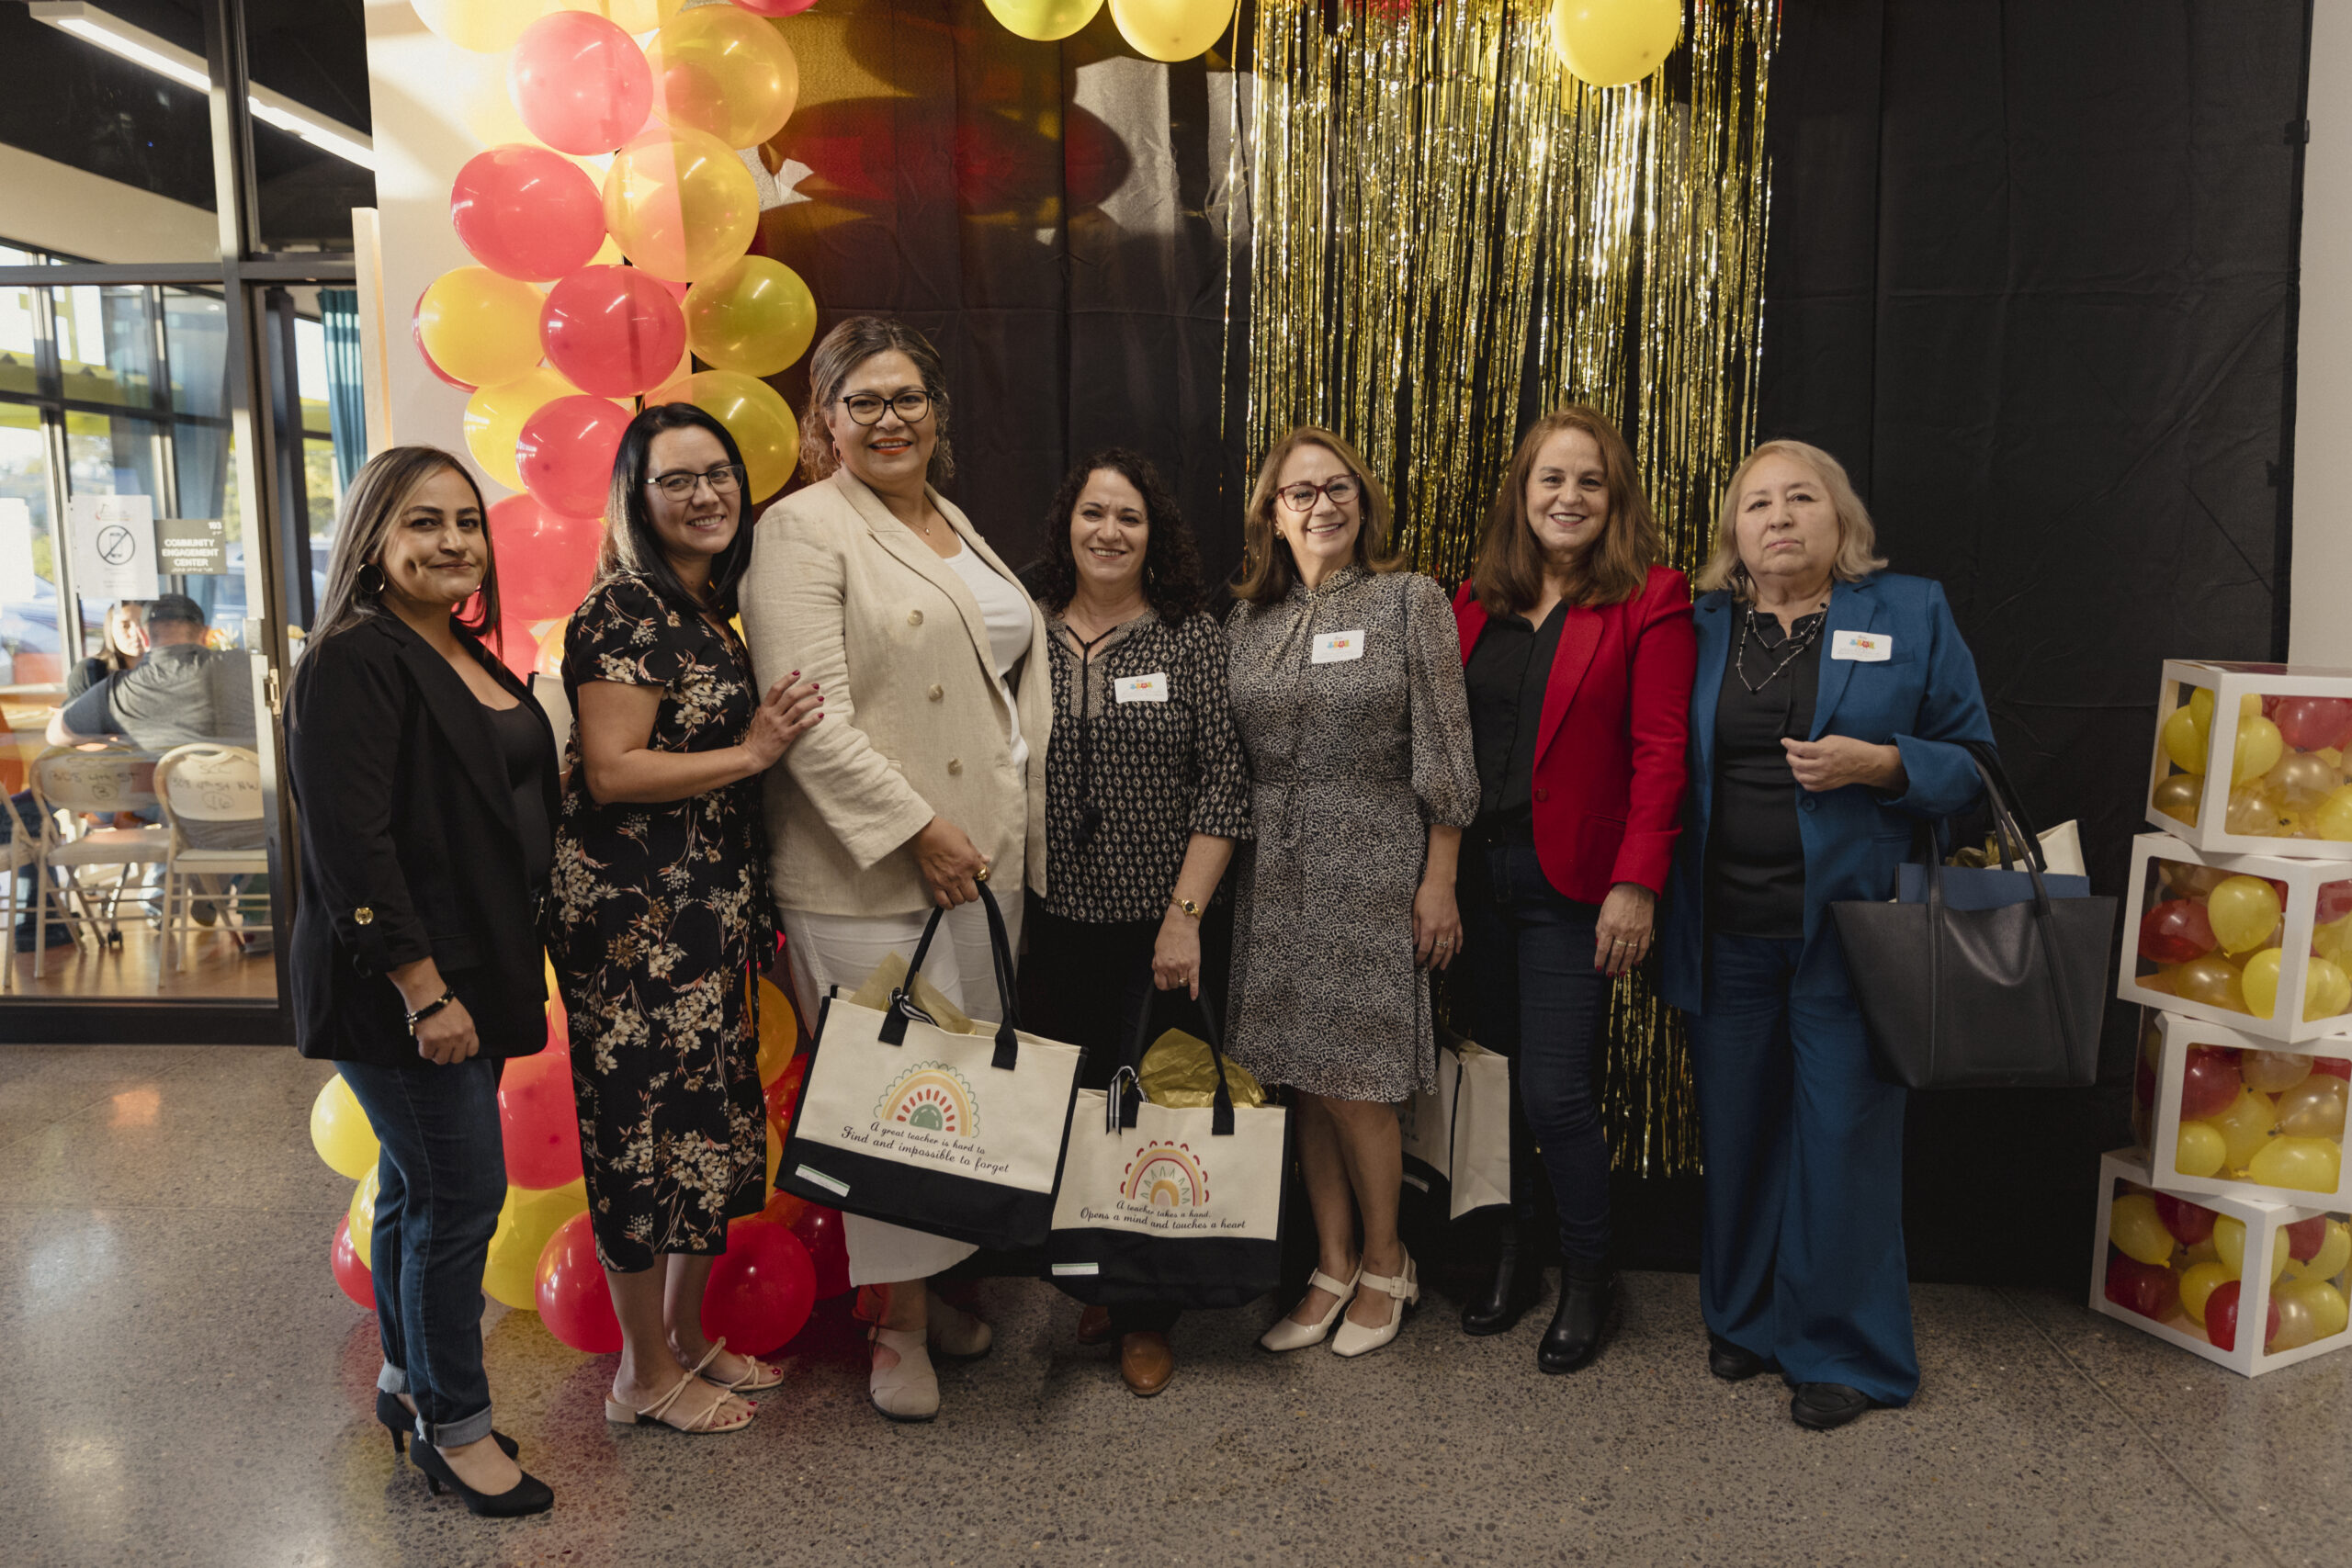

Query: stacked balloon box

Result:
[2097,662,2352,1372]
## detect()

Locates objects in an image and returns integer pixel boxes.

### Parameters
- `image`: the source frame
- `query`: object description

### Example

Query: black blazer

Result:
[287,613,560,1066]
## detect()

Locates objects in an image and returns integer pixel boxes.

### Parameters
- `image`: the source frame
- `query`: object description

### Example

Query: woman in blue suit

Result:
[1659,439,1992,1431]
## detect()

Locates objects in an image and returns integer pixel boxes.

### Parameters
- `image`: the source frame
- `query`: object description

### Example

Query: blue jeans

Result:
[336,1058,507,1447]
[1685,933,1917,1405]
[1456,839,1613,1264]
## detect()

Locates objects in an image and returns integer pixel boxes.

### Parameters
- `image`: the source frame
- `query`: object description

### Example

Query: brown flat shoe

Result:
[1119,1331,1174,1398]
[1076,1303,1114,1347]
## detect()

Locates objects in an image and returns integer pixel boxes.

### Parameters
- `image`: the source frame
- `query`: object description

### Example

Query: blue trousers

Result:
[336,1058,507,1447]
[1457,839,1613,1264]
[1686,934,1918,1405]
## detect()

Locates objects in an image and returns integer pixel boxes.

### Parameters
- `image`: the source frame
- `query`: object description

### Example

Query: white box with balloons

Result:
[2133,1011,2350,1208]
[2092,1148,2352,1378]
[2145,660,2352,856]
[2116,832,2352,1044]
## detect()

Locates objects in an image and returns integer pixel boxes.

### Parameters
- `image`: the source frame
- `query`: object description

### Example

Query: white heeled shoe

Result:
[867,1326,940,1423]
[1259,1266,1361,1353]
[1330,1252,1419,1359]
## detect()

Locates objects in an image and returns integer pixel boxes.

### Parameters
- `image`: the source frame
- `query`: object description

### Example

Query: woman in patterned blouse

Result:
[1021,448,1250,1398]
[550,404,822,1436]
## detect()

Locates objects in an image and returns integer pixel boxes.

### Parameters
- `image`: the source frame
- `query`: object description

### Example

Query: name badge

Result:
[1831,630,1891,662]
[1114,673,1169,704]
[1311,629,1365,664]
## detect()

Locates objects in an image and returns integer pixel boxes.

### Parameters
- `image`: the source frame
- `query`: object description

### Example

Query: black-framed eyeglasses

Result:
[840,389,932,425]
[645,465,745,501]
[1274,476,1361,513]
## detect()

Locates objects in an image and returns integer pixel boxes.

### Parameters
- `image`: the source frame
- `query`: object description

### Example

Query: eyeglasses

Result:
[1274,476,1360,513]
[645,465,745,501]
[840,390,932,425]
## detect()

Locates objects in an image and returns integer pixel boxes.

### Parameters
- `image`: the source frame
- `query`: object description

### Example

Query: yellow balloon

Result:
[2233,716,2285,784]
[412,0,546,52]
[604,126,761,282]
[2224,781,2290,837]
[764,1117,782,1195]
[348,1168,380,1270]
[1548,0,1684,87]
[415,267,546,389]
[652,369,797,498]
[2276,1073,2347,1139]
[2213,1213,2290,1281]
[2277,1277,2349,1340]
[2178,1259,2232,1325]
[2175,1120,2228,1179]
[2248,1135,2342,1193]
[481,1179,587,1311]
[648,6,799,150]
[1108,0,1238,63]
[310,1075,379,1180]
[2189,687,2217,726]
[555,0,685,31]
[2210,1087,2278,1173]
[2241,947,2284,1019]
[2269,750,2338,809]
[2269,1286,2320,1350]
[756,975,797,1087]
[2206,875,2282,954]
[2318,784,2352,841]
[2170,952,2245,1011]
[2292,1219,2352,1282]
[2109,1194,2176,1267]
[985,0,1105,41]
[2161,705,2209,773]
[2305,955,2352,1021]
[2151,772,2200,826]
[683,257,818,377]
[464,367,582,493]
[2313,911,2352,964]
[2183,1236,2221,1266]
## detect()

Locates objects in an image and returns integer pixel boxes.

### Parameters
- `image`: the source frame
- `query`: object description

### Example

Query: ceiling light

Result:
[32,1,376,173]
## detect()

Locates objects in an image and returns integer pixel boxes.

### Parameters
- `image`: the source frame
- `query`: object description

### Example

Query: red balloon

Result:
[2320,881,2352,926]
[2133,1051,2155,1107]
[499,1049,584,1190]
[451,145,605,282]
[2271,696,2352,752]
[702,1216,818,1357]
[2286,1214,2328,1262]
[410,303,476,391]
[761,1189,807,1228]
[2314,1055,2352,1080]
[730,0,822,14]
[331,1215,374,1310]
[2138,900,2218,966]
[516,395,632,519]
[2180,1045,2244,1121]
[490,493,605,623]
[2154,1193,2218,1247]
[541,265,688,397]
[786,1203,851,1299]
[509,11,652,156]
[2103,1252,2178,1322]
[536,1212,623,1353]
[763,1054,808,1131]
[2205,1279,2280,1354]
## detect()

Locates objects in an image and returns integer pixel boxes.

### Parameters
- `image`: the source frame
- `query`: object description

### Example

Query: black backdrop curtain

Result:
[1758,0,2312,1284]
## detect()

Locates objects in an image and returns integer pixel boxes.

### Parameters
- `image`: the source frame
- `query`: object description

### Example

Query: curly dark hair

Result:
[1029,448,1207,623]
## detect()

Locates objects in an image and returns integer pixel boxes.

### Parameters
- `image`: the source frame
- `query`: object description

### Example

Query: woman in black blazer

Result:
[288,446,560,1518]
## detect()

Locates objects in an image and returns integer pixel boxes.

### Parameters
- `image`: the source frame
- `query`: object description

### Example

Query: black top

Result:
[1464,601,1567,833]
[1705,606,1826,939]
[488,699,553,896]
[1041,608,1253,924]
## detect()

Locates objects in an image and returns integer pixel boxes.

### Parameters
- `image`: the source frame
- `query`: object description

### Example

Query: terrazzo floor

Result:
[2,1043,2345,1568]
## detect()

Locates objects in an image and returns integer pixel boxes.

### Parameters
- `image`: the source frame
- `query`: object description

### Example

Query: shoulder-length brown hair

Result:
[797,315,955,487]
[1472,406,1662,615]
[311,446,502,652]
[1233,425,1402,605]
[1695,439,1889,601]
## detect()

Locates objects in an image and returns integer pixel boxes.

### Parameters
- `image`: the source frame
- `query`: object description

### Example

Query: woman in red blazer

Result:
[1450,405,1696,1374]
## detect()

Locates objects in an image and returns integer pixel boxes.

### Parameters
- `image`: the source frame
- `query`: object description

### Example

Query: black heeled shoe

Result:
[1536,1262,1617,1374]
[375,1390,518,1461]
[409,1439,554,1518]
[1707,1333,1775,1382]
[1460,1222,1541,1337]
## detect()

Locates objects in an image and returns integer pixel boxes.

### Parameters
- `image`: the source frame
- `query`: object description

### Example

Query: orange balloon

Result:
[647,5,800,150]
[653,369,797,499]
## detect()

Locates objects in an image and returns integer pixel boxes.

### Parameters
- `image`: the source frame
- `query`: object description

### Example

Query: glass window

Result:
[54,286,159,409]
[0,404,60,687]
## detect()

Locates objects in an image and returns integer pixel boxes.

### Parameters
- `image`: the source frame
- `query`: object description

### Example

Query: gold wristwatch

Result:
[1170,897,1202,919]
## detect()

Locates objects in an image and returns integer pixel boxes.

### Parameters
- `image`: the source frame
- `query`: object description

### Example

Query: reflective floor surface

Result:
[2,1044,2346,1568]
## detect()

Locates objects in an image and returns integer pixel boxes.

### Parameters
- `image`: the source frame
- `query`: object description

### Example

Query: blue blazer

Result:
[1658,571,1994,1013]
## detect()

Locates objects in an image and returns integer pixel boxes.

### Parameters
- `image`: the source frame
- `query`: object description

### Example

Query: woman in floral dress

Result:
[551,404,821,1436]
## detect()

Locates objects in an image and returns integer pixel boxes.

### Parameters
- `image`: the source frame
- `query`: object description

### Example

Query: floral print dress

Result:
[550,574,774,1272]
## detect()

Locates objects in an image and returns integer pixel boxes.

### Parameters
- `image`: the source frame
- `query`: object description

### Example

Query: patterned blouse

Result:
[1041,607,1252,924]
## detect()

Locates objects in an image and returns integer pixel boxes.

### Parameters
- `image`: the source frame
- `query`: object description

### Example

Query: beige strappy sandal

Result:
[605,1353,756,1435]
[689,1336,784,1393]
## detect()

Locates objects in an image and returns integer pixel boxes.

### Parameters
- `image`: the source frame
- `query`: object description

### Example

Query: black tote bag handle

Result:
[1962,738,2050,870]
[1107,978,1237,1136]
[876,877,1023,1071]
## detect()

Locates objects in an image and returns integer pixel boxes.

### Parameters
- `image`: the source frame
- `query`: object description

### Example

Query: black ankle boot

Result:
[1536,1260,1616,1374]
[1461,1222,1540,1337]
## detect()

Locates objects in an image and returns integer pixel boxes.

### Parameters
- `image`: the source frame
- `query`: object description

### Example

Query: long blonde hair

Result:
[1233,426,1402,604]
[1696,439,1888,600]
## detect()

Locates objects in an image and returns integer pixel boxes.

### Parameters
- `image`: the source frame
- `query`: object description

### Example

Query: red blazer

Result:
[1453,565,1697,903]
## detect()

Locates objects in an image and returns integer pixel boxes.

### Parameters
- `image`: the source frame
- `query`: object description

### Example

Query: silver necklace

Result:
[1735,603,1827,694]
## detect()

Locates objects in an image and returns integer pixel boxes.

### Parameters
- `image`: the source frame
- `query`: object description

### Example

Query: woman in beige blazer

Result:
[740,317,1049,1425]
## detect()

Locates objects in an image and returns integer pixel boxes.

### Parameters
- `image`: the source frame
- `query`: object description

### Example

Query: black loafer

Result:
[1708,1334,1773,1382]
[1790,1382,1880,1430]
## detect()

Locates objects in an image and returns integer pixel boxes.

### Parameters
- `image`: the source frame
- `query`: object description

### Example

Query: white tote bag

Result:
[1398,1034,1512,1221]
[778,884,1085,1249]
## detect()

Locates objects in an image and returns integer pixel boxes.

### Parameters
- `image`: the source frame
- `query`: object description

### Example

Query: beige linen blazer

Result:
[740,468,1049,918]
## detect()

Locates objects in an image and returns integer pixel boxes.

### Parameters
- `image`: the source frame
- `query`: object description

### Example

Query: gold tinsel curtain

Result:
[1240,0,1778,1175]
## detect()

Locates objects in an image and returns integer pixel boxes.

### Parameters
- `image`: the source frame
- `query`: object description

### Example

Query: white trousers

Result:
[781,889,1024,1287]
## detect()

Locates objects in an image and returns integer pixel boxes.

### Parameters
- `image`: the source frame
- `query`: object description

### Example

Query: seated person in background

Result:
[66,601,150,698]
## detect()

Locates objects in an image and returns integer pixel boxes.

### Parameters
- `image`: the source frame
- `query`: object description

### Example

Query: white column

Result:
[2293,2,2352,661]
